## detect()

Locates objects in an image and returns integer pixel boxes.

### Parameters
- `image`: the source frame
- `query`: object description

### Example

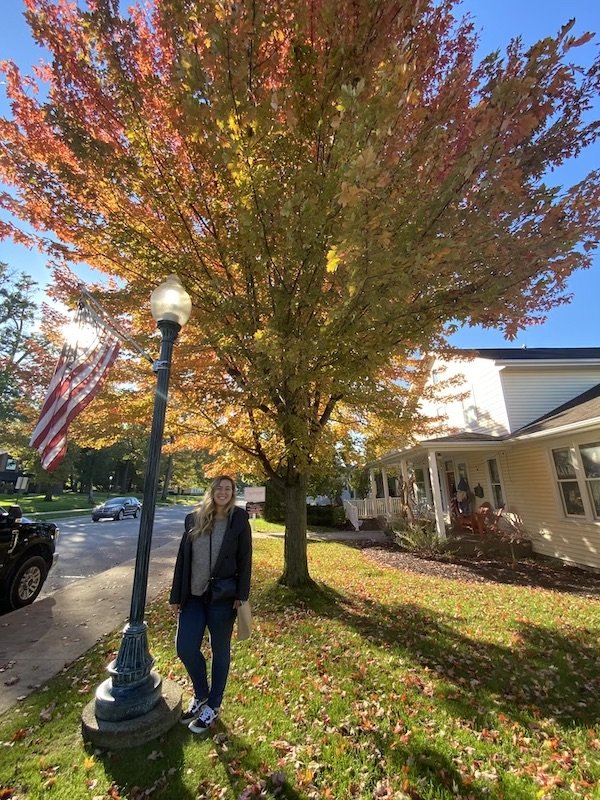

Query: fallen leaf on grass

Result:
[271,740,293,754]
[39,703,56,723]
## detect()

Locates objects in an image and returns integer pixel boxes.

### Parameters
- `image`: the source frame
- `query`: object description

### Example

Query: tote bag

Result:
[236,601,252,641]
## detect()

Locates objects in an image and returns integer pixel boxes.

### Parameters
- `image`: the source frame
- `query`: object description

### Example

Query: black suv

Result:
[0,505,59,610]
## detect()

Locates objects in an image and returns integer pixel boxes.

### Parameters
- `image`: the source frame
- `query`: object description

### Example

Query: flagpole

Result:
[83,275,192,745]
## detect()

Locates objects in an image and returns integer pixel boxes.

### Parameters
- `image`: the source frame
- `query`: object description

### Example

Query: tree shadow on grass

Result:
[95,722,195,800]
[96,717,305,800]
[210,727,305,799]
[261,580,600,730]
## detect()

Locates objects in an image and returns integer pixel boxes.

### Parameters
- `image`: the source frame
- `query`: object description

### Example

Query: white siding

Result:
[406,442,600,570]
[421,357,509,436]
[500,366,600,432]
[503,436,600,570]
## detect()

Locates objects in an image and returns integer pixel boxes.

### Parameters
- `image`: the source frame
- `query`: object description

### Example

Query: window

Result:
[552,448,585,517]
[412,468,427,504]
[579,441,600,519]
[487,458,505,509]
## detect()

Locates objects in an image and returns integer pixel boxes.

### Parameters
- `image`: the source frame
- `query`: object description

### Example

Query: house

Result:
[349,348,600,571]
[0,452,30,494]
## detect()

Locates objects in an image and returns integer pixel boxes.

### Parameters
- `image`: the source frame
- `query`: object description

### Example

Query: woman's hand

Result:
[233,599,242,609]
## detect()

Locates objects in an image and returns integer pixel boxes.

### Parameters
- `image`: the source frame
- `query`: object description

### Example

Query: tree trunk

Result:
[279,472,312,587]
[87,452,96,502]
[161,454,173,501]
[122,460,132,493]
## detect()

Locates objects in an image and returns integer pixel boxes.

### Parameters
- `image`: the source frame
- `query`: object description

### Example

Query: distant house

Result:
[350,348,600,571]
[0,452,29,494]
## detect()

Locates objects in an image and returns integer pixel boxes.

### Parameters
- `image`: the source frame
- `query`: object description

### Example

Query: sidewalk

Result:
[0,528,387,716]
[0,538,181,716]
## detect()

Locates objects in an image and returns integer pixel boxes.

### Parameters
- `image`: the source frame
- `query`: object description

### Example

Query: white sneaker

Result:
[180,696,207,725]
[188,704,219,734]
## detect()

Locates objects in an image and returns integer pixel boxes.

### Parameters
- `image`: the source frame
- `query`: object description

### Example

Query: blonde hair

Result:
[190,475,236,539]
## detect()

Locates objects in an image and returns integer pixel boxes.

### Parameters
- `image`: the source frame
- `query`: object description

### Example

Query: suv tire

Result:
[9,556,48,609]
[116,509,124,520]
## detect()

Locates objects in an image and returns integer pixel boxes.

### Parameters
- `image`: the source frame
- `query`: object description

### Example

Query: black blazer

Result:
[169,506,252,607]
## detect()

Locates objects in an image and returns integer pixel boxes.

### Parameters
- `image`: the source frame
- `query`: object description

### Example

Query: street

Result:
[40,503,193,597]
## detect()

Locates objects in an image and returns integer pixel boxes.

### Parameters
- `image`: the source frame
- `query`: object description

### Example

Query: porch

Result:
[344,434,508,537]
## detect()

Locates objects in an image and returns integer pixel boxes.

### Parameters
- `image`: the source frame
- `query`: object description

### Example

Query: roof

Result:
[454,347,600,362]
[420,432,503,444]
[512,382,600,437]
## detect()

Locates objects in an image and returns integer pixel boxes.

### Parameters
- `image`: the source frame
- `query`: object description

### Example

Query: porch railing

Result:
[347,496,406,519]
[344,497,435,523]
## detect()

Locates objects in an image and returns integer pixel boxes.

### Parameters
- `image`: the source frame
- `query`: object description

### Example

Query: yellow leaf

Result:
[326,246,341,273]
[84,756,95,770]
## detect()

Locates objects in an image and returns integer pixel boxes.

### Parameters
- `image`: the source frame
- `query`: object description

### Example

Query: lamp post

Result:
[89,275,191,737]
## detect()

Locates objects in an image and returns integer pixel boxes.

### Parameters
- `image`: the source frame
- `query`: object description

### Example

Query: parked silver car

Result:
[92,497,141,522]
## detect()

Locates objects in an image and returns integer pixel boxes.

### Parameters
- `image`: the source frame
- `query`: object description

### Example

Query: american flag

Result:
[30,302,120,472]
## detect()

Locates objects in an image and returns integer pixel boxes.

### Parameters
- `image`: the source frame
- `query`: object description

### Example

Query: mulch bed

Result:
[346,540,600,599]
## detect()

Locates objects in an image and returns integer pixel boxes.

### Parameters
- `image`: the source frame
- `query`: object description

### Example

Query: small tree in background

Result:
[1,1,598,585]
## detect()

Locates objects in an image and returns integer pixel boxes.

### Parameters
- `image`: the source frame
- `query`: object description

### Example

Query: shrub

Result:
[390,516,450,557]
[264,480,285,523]
[306,505,334,526]
[332,505,347,528]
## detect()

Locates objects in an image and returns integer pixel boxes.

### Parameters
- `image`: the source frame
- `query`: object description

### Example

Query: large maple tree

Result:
[1,0,599,584]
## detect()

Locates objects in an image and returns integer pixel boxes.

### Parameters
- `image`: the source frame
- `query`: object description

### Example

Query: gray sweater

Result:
[190,518,227,596]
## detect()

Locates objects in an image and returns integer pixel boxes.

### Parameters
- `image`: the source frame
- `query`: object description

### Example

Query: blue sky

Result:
[0,0,598,348]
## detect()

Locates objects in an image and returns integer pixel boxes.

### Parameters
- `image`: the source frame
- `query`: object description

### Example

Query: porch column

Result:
[400,459,412,496]
[427,449,446,539]
[381,466,390,515]
[369,469,377,499]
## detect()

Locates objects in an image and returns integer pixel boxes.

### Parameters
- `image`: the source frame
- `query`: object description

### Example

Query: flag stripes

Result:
[30,304,120,472]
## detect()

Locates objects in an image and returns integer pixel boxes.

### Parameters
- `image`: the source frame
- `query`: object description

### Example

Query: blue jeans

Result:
[176,595,236,709]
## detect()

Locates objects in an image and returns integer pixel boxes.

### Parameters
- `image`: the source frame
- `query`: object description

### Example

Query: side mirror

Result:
[7,505,23,521]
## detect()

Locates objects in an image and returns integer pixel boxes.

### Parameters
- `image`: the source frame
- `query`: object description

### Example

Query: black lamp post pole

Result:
[95,319,180,721]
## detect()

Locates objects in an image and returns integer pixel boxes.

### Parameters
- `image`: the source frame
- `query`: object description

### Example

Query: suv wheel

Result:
[9,556,48,609]
[116,509,124,520]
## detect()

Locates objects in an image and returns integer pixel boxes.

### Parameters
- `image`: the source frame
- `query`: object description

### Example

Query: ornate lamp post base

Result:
[94,622,161,722]
[82,678,182,750]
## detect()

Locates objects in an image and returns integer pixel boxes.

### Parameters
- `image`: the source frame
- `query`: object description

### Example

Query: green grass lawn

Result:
[0,538,598,799]
[0,493,198,519]
[0,492,107,514]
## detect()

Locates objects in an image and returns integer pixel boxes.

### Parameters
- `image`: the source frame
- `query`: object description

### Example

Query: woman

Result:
[169,475,252,733]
